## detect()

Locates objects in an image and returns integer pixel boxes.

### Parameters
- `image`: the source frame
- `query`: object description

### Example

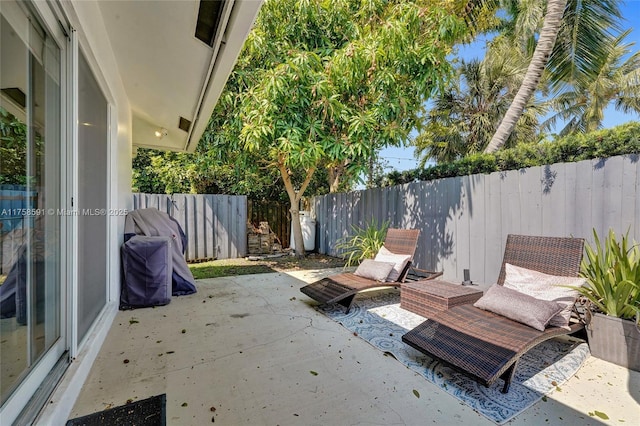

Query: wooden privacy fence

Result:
[133,193,247,261]
[311,154,640,288]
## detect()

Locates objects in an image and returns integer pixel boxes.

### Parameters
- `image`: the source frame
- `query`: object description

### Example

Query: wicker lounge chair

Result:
[402,234,585,393]
[300,228,441,313]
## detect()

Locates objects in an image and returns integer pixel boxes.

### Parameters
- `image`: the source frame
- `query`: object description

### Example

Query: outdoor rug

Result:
[66,394,166,426]
[317,290,590,424]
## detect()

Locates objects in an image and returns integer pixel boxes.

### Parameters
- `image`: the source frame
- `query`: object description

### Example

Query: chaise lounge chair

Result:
[300,228,441,313]
[402,234,585,393]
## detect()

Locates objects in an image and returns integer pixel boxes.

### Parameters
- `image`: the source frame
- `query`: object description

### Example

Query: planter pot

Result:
[586,312,640,372]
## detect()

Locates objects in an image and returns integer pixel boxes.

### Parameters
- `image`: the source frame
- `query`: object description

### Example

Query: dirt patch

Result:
[260,252,346,271]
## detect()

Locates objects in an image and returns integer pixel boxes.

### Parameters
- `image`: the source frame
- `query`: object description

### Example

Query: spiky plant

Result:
[335,220,390,267]
[578,229,640,320]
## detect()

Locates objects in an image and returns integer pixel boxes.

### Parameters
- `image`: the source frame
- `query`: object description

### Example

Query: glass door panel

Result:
[0,3,62,406]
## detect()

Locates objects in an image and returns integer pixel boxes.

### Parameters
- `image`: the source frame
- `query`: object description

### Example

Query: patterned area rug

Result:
[318,290,590,424]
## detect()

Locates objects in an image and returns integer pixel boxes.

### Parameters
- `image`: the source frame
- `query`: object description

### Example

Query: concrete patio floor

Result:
[69,269,640,425]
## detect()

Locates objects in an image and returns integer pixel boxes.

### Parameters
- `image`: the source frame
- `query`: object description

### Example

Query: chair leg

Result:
[500,361,519,393]
[337,294,356,313]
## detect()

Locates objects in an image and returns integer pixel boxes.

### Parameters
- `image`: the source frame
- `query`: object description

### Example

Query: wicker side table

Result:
[400,279,483,318]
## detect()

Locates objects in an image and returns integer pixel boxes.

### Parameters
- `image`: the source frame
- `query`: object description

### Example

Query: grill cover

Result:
[121,236,172,309]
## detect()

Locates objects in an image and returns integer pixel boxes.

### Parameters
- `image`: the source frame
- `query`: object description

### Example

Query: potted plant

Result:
[577,229,640,371]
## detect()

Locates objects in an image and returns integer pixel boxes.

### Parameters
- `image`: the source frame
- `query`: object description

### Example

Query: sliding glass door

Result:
[0,0,64,413]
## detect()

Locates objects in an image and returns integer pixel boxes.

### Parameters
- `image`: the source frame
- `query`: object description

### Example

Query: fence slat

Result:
[604,156,625,234]
[519,166,542,237]
[467,174,486,285]
[590,159,607,239]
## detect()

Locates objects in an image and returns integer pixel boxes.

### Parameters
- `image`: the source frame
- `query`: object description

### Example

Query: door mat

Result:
[66,394,166,426]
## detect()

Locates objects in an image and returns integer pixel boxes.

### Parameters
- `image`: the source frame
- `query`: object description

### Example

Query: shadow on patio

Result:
[69,269,639,425]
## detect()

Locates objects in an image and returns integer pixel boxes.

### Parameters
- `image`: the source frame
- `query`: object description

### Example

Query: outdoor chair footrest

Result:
[300,279,354,304]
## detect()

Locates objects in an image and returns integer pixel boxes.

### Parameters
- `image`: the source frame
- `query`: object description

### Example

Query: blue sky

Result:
[379,0,640,173]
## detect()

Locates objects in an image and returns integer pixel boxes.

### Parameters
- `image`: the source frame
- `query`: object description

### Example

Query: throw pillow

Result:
[354,259,396,282]
[473,284,563,331]
[374,245,412,282]
[503,263,586,329]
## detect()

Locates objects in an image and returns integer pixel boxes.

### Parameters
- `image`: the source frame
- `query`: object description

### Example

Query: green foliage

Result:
[547,0,624,93]
[335,219,389,267]
[377,122,640,186]
[415,55,544,164]
[131,147,329,201]
[137,0,468,204]
[545,30,640,135]
[577,229,640,320]
[132,149,173,194]
[208,0,467,189]
[458,0,632,151]
[0,107,43,185]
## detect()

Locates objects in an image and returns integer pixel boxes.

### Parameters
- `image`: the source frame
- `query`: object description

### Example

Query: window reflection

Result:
[0,8,61,405]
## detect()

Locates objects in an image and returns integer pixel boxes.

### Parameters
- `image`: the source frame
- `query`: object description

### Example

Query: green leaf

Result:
[577,229,640,319]
[594,411,610,420]
[335,220,390,266]
[413,389,420,398]
[309,370,318,376]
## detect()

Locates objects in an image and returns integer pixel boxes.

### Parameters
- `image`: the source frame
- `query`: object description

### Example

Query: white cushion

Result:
[374,245,411,282]
[503,263,586,329]
[354,259,396,282]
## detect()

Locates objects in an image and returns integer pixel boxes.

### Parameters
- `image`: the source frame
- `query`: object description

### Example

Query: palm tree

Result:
[415,56,543,164]
[544,30,640,135]
[483,0,624,152]
[546,0,623,92]
[484,0,568,153]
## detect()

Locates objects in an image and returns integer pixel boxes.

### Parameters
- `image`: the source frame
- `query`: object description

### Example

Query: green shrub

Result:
[335,219,390,267]
[378,122,640,187]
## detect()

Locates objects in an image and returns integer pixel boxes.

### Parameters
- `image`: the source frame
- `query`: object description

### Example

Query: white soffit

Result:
[98,0,262,152]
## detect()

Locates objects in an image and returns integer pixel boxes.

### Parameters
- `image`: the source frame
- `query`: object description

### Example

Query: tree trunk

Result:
[289,206,304,258]
[327,164,342,193]
[328,160,350,193]
[484,0,567,153]
[278,158,316,258]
